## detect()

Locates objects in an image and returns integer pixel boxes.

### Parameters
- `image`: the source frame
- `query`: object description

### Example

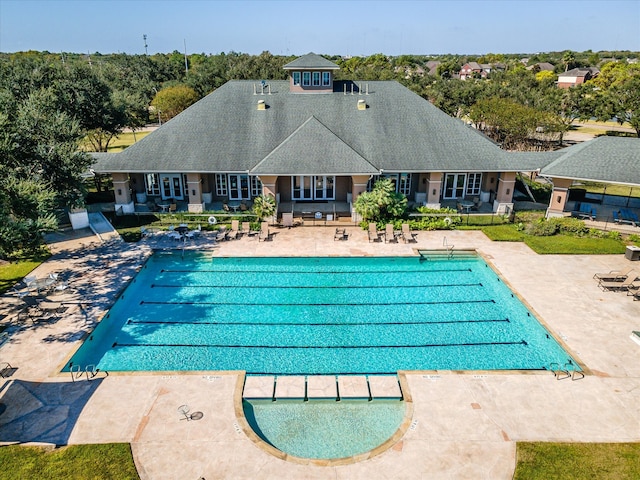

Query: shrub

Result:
[554,217,588,236]
[525,219,558,236]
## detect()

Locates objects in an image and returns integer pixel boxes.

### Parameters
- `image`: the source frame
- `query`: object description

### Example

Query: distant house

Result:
[526,62,555,72]
[425,60,440,76]
[459,62,504,80]
[557,67,599,89]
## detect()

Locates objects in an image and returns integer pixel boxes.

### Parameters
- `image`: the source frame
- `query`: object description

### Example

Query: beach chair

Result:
[215,226,228,242]
[168,203,177,213]
[593,267,633,282]
[227,220,239,240]
[258,222,270,241]
[0,362,13,378]
[598,271,638,292]
[384,224,397,243]
[401,224,417,243]
[368,223,381,242]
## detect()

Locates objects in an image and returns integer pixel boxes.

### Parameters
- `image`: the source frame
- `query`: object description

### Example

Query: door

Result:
[292,176,313,200]
[314,176,335,200]
[443,174,466,199]
[228,174,250,200]
[160,174,184,200]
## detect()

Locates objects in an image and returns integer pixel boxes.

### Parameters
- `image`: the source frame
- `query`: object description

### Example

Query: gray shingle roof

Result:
[540,136,640,185]
[283,53,339,70]
[93,79,548,176]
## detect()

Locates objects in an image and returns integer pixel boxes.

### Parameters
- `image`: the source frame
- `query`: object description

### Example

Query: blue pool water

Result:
[67,253,578,374]
[243,399,406,459]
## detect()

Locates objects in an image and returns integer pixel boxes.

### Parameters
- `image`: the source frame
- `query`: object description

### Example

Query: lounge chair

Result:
[598,271,638,292]
[258,221,270,241]
[281,212,293,228]
[18,296,65,322]
[334,228,347,241]
[368,223,381,242]
[401,224,417,243]
[384,224,397,243]
[227,220,239,240]
[0,362,13,378]
[593,267,634,282]
[215,226,228,241]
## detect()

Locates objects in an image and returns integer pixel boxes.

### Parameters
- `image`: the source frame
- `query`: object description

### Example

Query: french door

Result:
[160,174,184,200]
[228,174,250,200]
[292,176,335,201]
[443,173,466,199]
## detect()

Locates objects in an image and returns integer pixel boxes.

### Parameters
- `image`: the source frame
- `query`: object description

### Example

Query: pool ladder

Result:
[549,362,584,381]
[443,237,455,259]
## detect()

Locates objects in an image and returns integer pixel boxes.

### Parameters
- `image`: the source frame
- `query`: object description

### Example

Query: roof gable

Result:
[283,53,339,70]
[251,116,378,175]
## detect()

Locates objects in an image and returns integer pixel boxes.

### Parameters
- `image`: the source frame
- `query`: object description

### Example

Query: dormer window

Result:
[292,72,301,86]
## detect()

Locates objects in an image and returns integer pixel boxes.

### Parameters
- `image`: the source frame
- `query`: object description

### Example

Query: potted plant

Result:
[252,194,276,223]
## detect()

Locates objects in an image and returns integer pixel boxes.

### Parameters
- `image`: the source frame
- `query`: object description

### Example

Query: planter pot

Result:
[136,192,147,203]
[69,208,90,230]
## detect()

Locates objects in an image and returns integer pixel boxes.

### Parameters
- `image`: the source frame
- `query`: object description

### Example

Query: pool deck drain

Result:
[0,227,639,479]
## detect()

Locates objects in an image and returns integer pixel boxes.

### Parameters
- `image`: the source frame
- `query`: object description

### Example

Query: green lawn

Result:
[106,131,151,152]
[0,257,48,295]
[514,442,640,480]
[480,225,629,254]
[0,444,139,480]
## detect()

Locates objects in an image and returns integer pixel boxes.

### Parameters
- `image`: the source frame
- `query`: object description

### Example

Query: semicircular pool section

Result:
[243,399,406,460]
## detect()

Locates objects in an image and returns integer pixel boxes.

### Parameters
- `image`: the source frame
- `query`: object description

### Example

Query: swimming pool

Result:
[66,252,578,374]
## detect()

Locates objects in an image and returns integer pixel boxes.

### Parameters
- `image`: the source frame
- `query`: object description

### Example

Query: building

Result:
[91,53,639,221]
[557,67,599,89]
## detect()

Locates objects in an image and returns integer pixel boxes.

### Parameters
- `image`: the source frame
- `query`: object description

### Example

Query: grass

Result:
[571,182,640,199]
[479,224,628,254]
[0,444,139,480]
[106,131,151,152]
[0,255,49,295]
[514,442,640,480]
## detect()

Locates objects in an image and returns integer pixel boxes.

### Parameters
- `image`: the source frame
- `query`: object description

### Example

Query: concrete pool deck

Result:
[0,227,639,479]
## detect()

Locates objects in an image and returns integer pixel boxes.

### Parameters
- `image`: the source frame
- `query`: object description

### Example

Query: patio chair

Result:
[401,224,417,243]
[593,267,634,282]
[368,223,381,242]
[227,220,239,240]
[384,224,397,243]
[169,203,177,213]
[223,203,230,212]
[281,212,293,228]
[258,222,270,241]
[334,228,347,241]
[598,271,638,292]
[239,202,248,211]
[0,362,13,378]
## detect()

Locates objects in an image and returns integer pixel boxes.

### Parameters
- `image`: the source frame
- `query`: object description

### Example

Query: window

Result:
[145,173,160,195]
[292,71,301,86]
[302,72,311,86]
[322,71,331,86]
[312,72,321,86]
[215,174,227,196]
[182,174,189,197]
[466,173,482,196]
[250,176,262,197]
[398,173,412,196]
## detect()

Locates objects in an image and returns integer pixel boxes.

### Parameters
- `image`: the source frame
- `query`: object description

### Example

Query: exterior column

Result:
[257,175,278,198]
[546,177,573,218]
[350,175,371,222]
[186,173,204,213]
[425,172,442,209]
[494,172,516,214]
[112,172,135,214]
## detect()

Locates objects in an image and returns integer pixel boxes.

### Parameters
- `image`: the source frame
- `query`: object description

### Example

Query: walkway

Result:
[0,227,638,479]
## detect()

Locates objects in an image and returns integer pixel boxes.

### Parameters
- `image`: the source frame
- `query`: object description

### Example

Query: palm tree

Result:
[252,194,276,222]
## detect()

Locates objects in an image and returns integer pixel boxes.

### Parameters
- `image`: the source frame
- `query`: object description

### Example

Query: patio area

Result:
[0,227,638,479]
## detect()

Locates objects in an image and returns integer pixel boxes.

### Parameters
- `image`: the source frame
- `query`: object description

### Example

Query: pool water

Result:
[243,399,406,460]
[66,253,578,374]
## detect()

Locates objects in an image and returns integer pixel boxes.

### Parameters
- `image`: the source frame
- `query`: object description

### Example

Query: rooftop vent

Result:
[257,99,266,110]
[357,99,366,110]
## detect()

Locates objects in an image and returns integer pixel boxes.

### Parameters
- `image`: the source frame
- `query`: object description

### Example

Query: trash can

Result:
[625,245,640,261]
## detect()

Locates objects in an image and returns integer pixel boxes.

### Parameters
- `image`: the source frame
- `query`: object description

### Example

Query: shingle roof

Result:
[93,79,554,176]
[540,136,640,185]
[283,53,339,70]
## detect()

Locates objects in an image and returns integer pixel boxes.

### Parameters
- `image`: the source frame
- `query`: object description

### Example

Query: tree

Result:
[354,179,407,223]
[150,84,199,121]
[0,88,91,258]
[251,194,276,222]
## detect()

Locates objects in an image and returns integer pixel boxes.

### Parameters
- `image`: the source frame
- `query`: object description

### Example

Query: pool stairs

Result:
[549,362,584,381]
[243,375,404,402]
[69,364,109,382]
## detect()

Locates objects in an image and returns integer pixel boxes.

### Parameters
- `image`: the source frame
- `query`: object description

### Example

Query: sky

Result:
[1,0,639,56]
